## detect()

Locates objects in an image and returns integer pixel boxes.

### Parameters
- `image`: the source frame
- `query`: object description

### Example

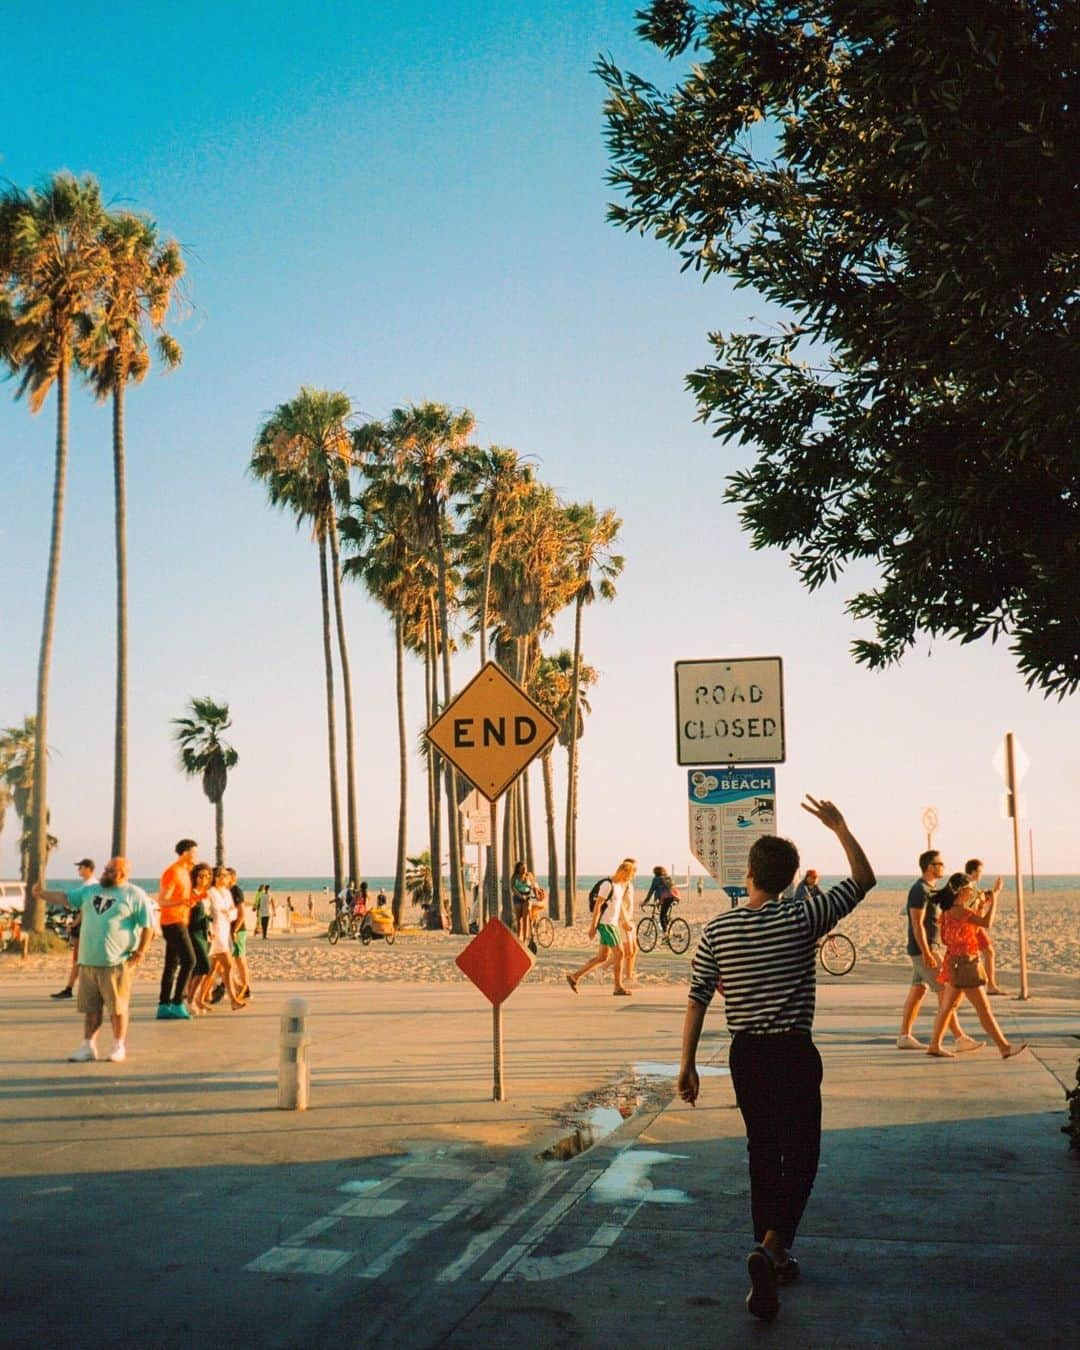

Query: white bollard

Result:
[278,997,310,1110]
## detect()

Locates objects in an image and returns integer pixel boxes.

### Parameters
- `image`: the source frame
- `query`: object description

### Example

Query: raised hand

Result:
[800,795,846,832]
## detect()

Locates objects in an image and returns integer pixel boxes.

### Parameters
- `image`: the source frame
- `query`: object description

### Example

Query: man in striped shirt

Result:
[678,796,875,1323]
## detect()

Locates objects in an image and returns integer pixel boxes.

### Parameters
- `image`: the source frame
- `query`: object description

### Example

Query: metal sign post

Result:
[921,807,939,852]
[1004,732,1030,1000]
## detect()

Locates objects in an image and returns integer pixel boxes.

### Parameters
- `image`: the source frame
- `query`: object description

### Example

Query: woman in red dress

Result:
[927,874,1025,1059]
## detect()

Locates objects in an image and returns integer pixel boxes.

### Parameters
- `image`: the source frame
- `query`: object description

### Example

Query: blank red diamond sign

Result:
[456,917,534,1006]
[456,918,534,1102]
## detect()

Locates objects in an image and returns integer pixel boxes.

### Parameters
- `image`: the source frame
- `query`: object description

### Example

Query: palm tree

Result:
[340,475,432,926]
[405,851,434,912]
[1,174,108,929]
[563,504,623,924]
[78,209,184,858]
[369,402,477,934]
[0,717,40,880]
[172,697,238,866]
[251,388,360,897]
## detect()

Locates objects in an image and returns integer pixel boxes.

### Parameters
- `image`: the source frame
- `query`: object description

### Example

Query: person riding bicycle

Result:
[351,881,369,919]
[644,866,679,931]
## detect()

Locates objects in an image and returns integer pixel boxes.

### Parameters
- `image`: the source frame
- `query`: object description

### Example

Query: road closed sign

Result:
[675,657,785,765]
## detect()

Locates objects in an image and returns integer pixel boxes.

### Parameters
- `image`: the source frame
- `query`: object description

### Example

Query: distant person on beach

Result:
[228,868,251,1002]
[897,850,977,1051]
[566,859,636,996]
[254,885,271,939]
[185,864,214,1013]
[644,866,679,931]
[696,876,704,897]
[964,859,1007,995]
[511,861,533,945]
[52,857,96,1000]
[66,857,154,1063]
[927,873,1025,1059]
[678,798,875,1323]
[307,895,314,919]
[157,839,198,1020]
[793,869,824,905]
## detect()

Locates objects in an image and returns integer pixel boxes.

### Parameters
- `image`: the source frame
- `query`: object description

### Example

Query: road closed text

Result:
[682,716,779,743]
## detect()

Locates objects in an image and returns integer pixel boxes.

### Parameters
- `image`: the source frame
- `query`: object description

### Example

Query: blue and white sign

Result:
[688,768,777,901]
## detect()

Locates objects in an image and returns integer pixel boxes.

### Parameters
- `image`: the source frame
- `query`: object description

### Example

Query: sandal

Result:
[565,974,578,994]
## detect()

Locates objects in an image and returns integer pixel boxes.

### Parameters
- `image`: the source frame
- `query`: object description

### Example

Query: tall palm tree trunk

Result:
[26,362,70,932]
[327,517,360,885]
[500,792,514,925]
[433,512,466,934]
[487,796,499,924]
[541,749,560,919]
[564,595,584,927]
[318,535,344,897]
[110,379,128,857]
[522,770,535,876]
[479,544,493,668]
[425,610,443,916]
[215,796,225,867]
[392,617,408,928]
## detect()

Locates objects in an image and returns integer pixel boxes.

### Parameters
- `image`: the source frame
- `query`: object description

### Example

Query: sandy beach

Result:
[5,887,1077,992]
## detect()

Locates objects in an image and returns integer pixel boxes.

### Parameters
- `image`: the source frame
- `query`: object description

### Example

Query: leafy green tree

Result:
[251,388,361,895]
[0,717,44,880]
[78,209,184,857]
[600,0,1079,695]
[172,697,238,867]
[0,174,108,928]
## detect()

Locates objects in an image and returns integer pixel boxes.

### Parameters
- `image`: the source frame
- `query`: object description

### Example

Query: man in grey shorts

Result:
[896,849,978,1051]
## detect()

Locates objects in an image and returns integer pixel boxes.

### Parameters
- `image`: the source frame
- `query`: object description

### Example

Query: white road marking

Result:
[435,1169,566,1283]
[481,1169,602,1282]
[282,1216,342,1246]
[245,1246,353,1275]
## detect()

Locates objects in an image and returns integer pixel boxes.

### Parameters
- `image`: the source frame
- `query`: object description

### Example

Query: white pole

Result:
[278,997,310,1109]
[1006,732,1030,1000]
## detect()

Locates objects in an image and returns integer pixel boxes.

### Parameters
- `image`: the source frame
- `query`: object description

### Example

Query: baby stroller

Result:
[360,904,395,945]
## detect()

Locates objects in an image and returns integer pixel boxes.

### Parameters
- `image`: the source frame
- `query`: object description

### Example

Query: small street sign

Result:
[465,811,492,846]
[922,807,939,835]
[456,917,535,1103]
[456,918,534,1007]
[675,658,785,765]
[427,662,558,802]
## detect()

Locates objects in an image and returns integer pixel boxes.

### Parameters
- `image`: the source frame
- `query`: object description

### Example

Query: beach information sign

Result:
[427,661,558,802]
[688,768,777,901]
[675,657,785,765]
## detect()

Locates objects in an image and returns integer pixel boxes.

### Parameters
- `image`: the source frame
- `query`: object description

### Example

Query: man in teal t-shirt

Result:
[66,858,154,1064]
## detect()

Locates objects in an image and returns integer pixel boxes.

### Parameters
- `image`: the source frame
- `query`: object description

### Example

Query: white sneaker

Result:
[68,1042,98,1062]
[896,1033,925,1050]
[107,1043,127,1063]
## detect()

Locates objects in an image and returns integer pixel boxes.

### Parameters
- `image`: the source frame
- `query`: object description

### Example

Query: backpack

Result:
[588,877,613,913]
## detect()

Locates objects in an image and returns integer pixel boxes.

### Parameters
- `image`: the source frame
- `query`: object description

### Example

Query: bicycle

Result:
[530,910,554,949]
[817,931,856,975]
[636,894,691,956]
[327,910,361,944]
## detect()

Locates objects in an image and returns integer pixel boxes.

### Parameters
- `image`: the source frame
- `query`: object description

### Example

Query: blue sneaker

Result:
[171,1003,192,1020]
[156,1003,175,1020]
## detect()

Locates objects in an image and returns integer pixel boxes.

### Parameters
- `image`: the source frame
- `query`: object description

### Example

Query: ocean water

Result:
[41,872,1080,897]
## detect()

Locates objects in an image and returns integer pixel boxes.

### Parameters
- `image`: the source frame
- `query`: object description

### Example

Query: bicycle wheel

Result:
[533,915,554,949]
[327,918,341,945]
[636,916,658,953]
[665,916,691,955]
[384,928,395,946]
[360,924,372,945]
[819,933,856,975]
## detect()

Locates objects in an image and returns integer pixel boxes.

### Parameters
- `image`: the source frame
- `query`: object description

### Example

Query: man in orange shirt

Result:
[158,838,198,1020]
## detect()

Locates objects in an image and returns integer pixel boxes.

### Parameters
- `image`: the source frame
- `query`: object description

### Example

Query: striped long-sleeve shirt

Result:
[688,877,867,1034]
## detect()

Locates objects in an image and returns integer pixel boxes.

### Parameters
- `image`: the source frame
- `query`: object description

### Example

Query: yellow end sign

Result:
[426,662,558,802]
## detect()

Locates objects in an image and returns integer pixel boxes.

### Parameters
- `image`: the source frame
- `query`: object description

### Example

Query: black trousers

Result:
[260,915,270,939]
[159,923,195,1005]
[728,1030,823,1251]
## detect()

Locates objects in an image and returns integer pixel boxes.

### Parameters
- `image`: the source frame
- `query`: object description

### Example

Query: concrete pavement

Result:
[1,972,1077,1347]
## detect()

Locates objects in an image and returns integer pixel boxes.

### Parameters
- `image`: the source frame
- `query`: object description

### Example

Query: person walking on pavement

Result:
[678,797,876,1323]
[896,849,977,1051]
[65,857,154,1063]
[793,869,824,905]
[158,838,198,1020]
[566,859,635,996]
[964,858,1008,995]
[51,857,96,999]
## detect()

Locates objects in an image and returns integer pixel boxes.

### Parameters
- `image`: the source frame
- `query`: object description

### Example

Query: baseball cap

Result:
[75,858,95,869]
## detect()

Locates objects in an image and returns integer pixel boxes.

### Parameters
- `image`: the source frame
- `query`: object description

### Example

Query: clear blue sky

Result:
[2,0,1076,882]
